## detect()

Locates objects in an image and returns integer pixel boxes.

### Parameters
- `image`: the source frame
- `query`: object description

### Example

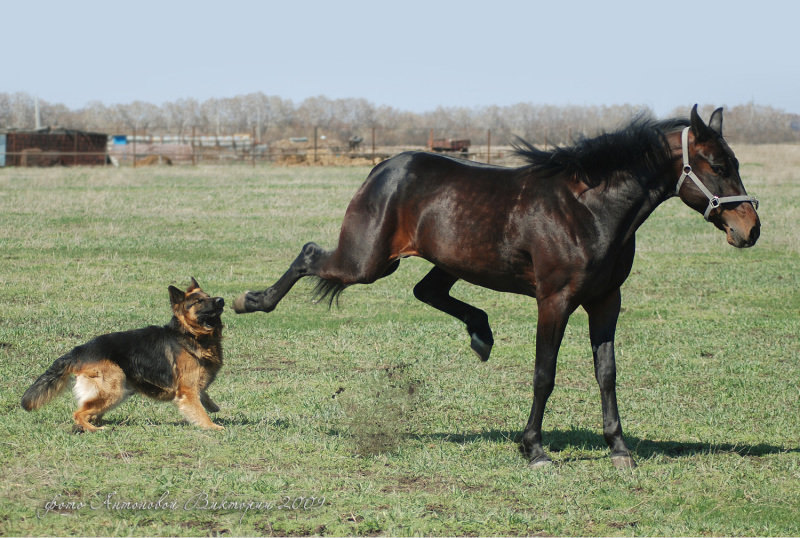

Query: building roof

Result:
[0,127,108,137]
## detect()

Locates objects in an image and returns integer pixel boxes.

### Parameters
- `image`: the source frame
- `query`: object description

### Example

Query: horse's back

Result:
[339,151,538,293]
[352,151,522,214]
[364,150,515,189]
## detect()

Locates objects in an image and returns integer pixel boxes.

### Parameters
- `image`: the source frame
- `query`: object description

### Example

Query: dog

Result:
[21,278,225,432]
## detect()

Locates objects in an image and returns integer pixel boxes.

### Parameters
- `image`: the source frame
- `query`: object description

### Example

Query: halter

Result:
[675,127,759,220]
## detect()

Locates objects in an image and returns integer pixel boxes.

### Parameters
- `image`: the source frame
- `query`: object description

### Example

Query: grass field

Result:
[1,145,799,536]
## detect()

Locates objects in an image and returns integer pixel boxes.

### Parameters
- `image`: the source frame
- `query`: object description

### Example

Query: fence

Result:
[0,128,525,168]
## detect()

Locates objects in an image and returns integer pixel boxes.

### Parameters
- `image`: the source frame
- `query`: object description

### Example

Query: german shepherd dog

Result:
[21,278,225,432]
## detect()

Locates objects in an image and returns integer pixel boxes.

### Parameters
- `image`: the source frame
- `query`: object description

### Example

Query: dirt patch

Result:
[180,520,229,536]
[340,363,421,456]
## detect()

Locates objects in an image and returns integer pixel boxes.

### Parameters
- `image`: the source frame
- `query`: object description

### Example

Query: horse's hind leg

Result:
[235,226,400,314]
[234,242,331,313]
[413,266,494,361]
[235,179,404,314]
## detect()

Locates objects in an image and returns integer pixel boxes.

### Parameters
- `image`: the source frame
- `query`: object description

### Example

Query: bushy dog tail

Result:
[21,352,79,411]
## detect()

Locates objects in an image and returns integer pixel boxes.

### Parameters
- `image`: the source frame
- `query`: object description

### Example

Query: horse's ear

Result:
[690,104,714,141]
[708,107,723,136]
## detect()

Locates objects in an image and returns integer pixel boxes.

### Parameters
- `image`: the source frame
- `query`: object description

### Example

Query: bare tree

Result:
[1,91,796,145]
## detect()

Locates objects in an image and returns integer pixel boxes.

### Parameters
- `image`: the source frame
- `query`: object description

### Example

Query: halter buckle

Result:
[677,127,760,221]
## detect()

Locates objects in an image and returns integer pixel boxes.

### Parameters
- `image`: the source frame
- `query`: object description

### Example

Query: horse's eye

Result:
[711,164,726,176]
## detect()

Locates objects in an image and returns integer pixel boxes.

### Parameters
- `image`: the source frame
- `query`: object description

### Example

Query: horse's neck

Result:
[587,166,677,246]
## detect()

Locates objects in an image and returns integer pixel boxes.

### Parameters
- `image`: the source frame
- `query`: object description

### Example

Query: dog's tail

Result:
[21,351,80,411]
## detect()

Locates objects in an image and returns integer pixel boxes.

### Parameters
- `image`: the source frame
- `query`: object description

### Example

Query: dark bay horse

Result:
[234,106,760,468]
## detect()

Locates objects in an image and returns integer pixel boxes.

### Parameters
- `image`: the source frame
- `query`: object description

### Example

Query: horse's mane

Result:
[513,115,689,186]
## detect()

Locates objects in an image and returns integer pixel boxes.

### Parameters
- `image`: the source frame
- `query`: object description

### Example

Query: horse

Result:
[234,105,760,468]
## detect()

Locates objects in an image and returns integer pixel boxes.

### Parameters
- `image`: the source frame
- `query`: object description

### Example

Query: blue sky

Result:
[5,0,799,116]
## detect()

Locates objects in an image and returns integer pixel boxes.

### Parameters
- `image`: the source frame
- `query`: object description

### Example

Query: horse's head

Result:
[675,105,760,248]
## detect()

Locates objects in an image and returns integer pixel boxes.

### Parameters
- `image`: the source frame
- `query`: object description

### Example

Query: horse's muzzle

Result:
[720,203,760,248]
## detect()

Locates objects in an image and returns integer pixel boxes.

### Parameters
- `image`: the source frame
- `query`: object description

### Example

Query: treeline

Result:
[1,91,798,146]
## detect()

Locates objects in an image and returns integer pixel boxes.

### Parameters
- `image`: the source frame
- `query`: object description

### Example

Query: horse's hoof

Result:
[611,455,637,469]
[470,333,492,362]
[233,292,253,314]
[528,454,553,469]
[529,455,553,468]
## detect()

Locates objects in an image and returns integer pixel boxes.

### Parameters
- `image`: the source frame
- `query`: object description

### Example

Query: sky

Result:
[4,0,799,117]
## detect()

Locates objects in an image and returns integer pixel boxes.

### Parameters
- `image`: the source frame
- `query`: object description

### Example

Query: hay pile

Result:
[270,137,384,166]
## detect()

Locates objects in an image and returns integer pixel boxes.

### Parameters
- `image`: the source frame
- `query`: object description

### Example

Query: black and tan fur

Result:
[21,278,225,432]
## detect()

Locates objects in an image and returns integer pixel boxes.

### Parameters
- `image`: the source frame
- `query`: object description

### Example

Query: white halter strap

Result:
[675,127,759,220]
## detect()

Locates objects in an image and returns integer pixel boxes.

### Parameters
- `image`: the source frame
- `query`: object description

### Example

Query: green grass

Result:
[0,153,798,536]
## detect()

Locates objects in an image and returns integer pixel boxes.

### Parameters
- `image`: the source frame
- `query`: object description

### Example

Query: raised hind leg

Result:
[413,267,494,361]
[234,242,332,313]
[235,232,401,314]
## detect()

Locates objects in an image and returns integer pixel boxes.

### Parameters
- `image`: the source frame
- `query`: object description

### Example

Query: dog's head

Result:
[168,277,224,337]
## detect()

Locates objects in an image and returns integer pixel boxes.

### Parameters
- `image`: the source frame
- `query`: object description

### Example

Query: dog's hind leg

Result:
[72,361,129,433]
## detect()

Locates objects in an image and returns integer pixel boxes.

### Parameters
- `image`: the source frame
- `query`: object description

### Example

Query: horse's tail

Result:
[21,351,79,411]
[312,277,348,309]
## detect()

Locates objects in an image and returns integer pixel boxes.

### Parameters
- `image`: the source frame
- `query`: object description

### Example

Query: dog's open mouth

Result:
[199,313,222,329]
[198,298,225,327]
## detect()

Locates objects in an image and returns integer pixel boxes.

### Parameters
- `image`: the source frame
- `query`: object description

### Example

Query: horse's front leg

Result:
[413,266,494,361]
[521,295,572,466]
[584,288,636,469]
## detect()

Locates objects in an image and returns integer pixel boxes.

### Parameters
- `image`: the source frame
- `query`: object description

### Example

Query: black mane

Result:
[513,116,689,185]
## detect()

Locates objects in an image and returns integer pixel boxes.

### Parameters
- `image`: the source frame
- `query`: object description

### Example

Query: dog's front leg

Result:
[200,391,220,413]
[175,388,223,430]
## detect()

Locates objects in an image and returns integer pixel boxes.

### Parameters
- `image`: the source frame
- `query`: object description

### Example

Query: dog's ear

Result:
[188,277,200,291]
[168,285,185,306]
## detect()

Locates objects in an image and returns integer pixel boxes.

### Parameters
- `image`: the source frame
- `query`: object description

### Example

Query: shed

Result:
[0,128,108,167]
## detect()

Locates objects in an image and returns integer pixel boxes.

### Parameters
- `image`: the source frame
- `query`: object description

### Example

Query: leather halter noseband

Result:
[675,127,759,220]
